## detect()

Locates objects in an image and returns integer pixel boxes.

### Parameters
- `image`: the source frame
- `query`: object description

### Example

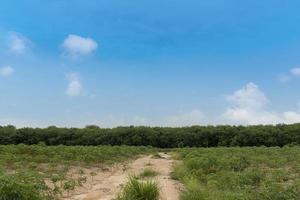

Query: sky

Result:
[1,0,300,127]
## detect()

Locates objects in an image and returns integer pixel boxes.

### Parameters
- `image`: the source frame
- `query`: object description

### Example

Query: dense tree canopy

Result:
[1,124,300,148]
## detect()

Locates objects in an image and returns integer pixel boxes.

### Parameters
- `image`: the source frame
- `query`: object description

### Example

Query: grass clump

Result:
[139,169,159,178]
[116,177,159,200]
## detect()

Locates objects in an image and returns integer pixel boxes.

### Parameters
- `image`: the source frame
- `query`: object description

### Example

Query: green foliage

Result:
[63,179,76,196]
[0,144,155,167]
[116,177,159,200]
[174,147,300,200]
[0,173,51,200]
[1,124,300,147]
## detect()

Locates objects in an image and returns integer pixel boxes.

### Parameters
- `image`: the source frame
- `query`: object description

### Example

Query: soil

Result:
[63,153,181,200]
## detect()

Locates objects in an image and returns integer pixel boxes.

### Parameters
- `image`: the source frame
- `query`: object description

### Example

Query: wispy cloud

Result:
[279,67,300,82]
[0,66,15,77]
[291,68,300,77]
[62,34,98,57]
[278,74,290,83]
[65,72,83,96]
[8,32,31,54]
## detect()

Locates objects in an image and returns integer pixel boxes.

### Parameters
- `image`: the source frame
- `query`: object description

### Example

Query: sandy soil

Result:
[63,153,181,200]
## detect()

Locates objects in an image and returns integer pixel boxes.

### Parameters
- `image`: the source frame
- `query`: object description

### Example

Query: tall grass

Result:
[116,177,159,200]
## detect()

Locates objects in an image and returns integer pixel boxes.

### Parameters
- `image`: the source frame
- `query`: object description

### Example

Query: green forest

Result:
[1,124,300,147]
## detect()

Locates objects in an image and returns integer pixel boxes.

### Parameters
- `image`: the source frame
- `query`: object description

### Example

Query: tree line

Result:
[1,124,300,148]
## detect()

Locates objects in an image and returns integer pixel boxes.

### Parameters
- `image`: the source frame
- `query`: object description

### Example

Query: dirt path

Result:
[64,153,181,200]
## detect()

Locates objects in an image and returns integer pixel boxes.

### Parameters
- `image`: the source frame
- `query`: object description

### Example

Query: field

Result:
[173,147,300,200]
[0,144,155,200]
[2,145,300,200]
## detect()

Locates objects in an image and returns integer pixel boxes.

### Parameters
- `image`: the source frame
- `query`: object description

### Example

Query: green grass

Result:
[116,177,159,200]
[139,169,159,178]
[0,144,155,200]
[173,147,300,200]
[4,145,300,199]
[0,144,155,166]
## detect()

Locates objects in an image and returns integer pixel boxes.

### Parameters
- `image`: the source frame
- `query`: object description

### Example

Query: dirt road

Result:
[65,153,181,200]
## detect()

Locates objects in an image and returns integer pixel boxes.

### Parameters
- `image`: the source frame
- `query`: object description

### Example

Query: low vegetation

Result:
[173,147,300,200]
[116,177,159,200]
[3,135,300,199]
[139,169,159,178]
[0,144,155,199]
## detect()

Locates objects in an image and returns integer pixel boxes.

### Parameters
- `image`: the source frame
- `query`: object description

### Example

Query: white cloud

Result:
[278,68,300,83]
[62,34,98,56]
[8,32,30,54]
[65,73,83,96]
[0,66,15,77]
[222,82,300,125]
[291,68,300,77]
[226,83,268,110]
[282,112,300,124]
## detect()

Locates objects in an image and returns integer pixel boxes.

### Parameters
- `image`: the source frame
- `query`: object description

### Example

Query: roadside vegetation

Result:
[116,177,159,200]
[0,144,155,199]
[173,147,300,200]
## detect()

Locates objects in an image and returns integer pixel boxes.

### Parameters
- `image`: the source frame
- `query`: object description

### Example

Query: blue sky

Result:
[1,0,300,127]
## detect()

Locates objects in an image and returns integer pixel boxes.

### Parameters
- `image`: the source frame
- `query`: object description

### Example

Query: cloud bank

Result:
[222,82,300,125]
